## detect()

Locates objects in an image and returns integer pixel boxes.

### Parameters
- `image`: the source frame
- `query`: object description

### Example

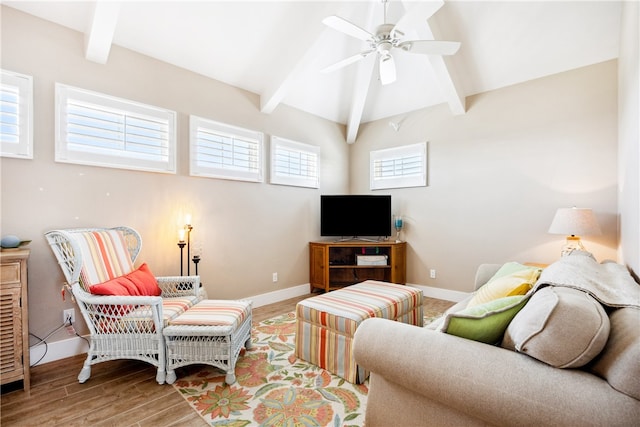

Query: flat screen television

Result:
[321,195,392,238]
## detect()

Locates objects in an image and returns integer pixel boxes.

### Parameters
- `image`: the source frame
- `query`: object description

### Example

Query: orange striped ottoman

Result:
[163,299,252,385]
[295,280,423,383]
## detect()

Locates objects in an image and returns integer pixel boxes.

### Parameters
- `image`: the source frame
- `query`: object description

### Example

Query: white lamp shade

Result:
[548,207,601,236]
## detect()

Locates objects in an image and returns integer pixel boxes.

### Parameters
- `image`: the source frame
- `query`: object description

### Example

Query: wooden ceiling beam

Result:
[345,2,378,143]
[84,1,121,64]
[345,54,375,144]
[260,27,330,114]
[400,0,466,115]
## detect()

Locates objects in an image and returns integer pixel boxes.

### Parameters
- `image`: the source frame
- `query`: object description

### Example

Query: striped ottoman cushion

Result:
[295,280,423,383]
[163,299,253,385]
[168,299,251,329]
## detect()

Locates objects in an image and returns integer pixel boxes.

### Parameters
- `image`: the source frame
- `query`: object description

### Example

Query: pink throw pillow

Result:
[90,263,161,296]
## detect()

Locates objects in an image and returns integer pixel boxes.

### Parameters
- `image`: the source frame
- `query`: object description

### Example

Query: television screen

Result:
[321,195,392,238]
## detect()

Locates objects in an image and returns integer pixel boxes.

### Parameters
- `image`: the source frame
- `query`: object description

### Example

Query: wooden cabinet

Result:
[1,249,30,393]
[309,241,406,292]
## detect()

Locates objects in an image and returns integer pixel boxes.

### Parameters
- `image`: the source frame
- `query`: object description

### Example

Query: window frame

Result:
[270,135,320,189]
[1,69,34,159]
[370,142,427,190]
[55,83,177,174]
[189,115,264,183]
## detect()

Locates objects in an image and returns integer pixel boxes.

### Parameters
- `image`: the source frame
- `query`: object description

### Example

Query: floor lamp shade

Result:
[548,207,601,256]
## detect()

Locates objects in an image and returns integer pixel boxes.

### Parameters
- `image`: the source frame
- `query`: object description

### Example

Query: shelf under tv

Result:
[309,240,406,293]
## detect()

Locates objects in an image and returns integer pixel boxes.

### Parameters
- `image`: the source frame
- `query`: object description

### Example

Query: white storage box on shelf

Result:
[356,255,388,266]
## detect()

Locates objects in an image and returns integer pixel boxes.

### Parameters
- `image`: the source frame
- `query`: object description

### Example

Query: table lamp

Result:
[548,207,601,256]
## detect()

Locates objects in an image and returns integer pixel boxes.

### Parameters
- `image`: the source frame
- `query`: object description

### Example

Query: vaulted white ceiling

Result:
[5,1,622,142]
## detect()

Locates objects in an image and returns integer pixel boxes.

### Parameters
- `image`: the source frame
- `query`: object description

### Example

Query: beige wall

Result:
[350,60,619,292]
[618,1,640,277]
[1,7,348,340]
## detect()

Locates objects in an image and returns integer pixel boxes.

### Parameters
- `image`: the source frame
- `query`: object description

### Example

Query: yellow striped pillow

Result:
[467,266,541,308]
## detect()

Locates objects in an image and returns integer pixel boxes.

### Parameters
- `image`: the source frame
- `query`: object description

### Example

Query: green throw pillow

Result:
[441,295,530,344]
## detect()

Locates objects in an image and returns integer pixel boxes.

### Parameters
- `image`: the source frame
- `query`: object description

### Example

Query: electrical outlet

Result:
[63,308,75,324]
[430,269,437,279]
[272,272,278,282]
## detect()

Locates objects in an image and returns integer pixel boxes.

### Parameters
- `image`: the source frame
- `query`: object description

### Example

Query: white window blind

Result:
[370,142,427,190]
[1,70,33,159]
[270,136,319,188]
[55,83,176,173]
[190,115,264,182]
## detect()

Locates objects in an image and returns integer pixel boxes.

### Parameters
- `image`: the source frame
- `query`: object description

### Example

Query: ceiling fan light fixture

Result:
[379,54,396,85]
[376,40,393,55]
[399,42,412,52]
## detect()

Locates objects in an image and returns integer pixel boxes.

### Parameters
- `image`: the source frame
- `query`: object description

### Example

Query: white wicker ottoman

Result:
[163,299,252,385]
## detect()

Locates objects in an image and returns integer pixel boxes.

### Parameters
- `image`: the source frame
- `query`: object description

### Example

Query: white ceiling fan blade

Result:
[379,55,396,85]
[322,15,373,42]
[320,50,373,73]
[392,0,444,37]
[398,40,461,56]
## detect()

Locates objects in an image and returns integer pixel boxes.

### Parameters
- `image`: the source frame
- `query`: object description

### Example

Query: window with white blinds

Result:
[190,115,264,182]
[370,142,427,190]
[55,83,176,173]
[1,70,33,159]
[270,136,319,188]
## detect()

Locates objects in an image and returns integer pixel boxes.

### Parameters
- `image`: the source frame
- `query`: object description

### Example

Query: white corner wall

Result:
[618,1,640,276]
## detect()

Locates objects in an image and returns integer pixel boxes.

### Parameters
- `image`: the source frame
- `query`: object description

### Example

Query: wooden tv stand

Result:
[309,240,406,292]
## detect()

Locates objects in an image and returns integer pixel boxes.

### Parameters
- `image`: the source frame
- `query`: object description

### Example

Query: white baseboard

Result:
[408,283,470,302]
[248,283,311,308]
[30,333,90,367]
[33,282,465,365]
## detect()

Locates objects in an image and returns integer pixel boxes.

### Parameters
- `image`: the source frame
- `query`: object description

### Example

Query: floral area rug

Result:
[172,310,444,426]
[172,312,368,426]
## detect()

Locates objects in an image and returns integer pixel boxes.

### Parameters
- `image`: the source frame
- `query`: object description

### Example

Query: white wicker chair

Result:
[45,226,202,384]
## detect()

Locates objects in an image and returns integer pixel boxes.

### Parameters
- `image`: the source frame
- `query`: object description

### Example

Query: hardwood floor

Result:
[1,294,454,427]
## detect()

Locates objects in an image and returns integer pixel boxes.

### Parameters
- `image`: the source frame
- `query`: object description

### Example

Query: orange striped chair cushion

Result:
[168,300,251,328]
[162,298,198,324]
[117,297,195,328]
[75,230,134,289]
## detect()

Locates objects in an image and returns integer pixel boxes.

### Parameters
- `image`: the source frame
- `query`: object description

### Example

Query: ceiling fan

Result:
[321,0,460,85]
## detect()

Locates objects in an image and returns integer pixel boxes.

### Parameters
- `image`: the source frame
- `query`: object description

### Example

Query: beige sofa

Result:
[353,255,640,426]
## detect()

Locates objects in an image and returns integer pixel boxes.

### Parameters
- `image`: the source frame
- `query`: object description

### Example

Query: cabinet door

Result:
[390,244,407,284]
[0,287,23,382]
[309,244,327,289]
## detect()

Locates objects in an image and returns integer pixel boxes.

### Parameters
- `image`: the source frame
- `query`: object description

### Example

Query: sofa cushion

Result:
[440,295,530,344]
[588,307,640,400]
[467,262,541,308]
[502,286,610,368]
